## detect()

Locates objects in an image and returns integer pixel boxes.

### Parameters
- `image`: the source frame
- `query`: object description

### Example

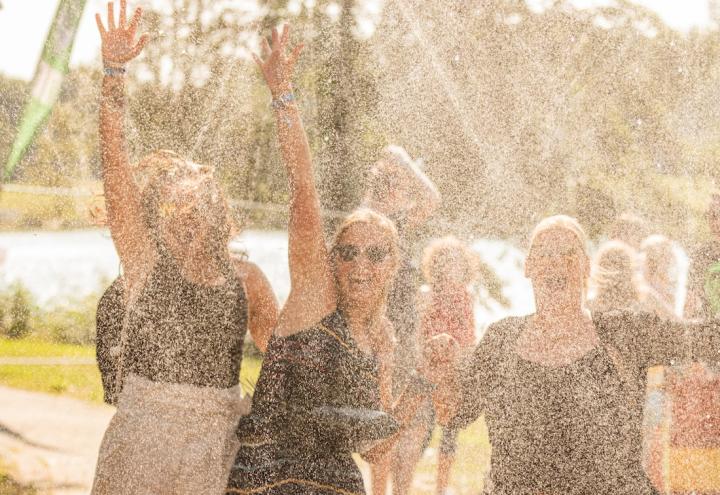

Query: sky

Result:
[0,0,716,81]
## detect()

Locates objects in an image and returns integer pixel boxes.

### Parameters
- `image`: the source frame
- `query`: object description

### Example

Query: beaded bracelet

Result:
[271,92,295,110]
[103,66,127,77]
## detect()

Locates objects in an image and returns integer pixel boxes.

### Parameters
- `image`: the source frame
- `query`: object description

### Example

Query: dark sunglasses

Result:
[334,244,391,264]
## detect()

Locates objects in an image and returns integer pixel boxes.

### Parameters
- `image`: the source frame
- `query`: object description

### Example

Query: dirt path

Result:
[0,384,441,495]
[0,385,113,495]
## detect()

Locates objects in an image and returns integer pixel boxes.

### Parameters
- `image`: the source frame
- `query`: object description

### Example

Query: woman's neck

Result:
[339,300,380,355]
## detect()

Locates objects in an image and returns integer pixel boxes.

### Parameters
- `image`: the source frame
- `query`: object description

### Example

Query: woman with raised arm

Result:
[91,3,278,494]
[226,26,430,495]
[423,215,720,495]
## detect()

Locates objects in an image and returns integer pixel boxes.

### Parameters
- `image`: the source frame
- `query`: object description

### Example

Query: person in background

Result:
[364,145,440,495]
[685,193,720,320]
[423,215,720,495]
[586,240,645,314]
[226,26,430,495]
[417,236,477,494]
[586,239,676,493]
[91,3,277,493]
[640,234,680,319]
[669,193,720,495]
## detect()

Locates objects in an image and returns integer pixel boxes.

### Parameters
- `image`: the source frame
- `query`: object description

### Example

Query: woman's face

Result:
[156,179,217,259]
[333,222,397,311]
[525,227,588,308]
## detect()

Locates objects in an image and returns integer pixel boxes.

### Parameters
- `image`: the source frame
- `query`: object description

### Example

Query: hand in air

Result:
[253,25,303,97]
[96,0,149,67]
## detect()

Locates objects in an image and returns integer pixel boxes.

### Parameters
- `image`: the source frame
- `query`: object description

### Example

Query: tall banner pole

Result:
[4,0,88,180]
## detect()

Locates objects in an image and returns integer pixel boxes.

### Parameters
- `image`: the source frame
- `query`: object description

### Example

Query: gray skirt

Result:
[92,374,249,495]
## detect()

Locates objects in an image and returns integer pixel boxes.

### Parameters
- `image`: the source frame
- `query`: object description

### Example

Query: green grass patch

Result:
[0,190,93,231]
[0,337,94,358]
[0,467,36,495]
[411,419,491,495]
[0,337,263,402]
[0,364,104,402]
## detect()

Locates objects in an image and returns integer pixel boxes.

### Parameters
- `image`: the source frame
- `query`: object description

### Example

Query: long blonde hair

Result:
[330,208,400,348]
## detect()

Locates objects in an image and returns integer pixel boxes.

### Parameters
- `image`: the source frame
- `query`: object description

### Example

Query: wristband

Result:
[103,66,127,77]
[271,92,295,110]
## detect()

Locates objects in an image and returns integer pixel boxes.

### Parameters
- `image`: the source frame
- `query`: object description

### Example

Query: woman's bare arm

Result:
[233,258,279,353]
[253,26,336,335]
[96,1,151,295]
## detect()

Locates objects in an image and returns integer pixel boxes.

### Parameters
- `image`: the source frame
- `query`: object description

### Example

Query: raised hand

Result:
[253,25,303,97]
[96,0,149,67]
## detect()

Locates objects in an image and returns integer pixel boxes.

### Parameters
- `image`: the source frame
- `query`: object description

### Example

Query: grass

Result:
[0,190,93,231]
[0,337,263,402]
[0,337,490,493]
[0,467,36,495]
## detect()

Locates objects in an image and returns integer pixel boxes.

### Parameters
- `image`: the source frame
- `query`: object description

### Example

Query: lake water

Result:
[0,230,534,335]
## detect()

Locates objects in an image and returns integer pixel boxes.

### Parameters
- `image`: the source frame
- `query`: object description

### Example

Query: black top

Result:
[386,211,422,392]
[228,311,397,494]
[96,277,125,404]
[123,250,247,389]
[450,311,720,495]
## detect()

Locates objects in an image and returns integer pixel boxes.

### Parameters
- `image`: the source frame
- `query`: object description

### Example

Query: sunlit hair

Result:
[330,208,400,263]
[528,215,590,292]
[421,235,476,287]
[134,150,237,261]
[589,240,641,312]
[640,234,676,282]
[529,215,589,259]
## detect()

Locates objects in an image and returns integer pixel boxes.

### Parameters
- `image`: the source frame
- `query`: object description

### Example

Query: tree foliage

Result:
[1,0,719,242]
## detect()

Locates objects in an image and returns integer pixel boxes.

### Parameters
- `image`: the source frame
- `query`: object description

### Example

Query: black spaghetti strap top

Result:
[123,249,248,389]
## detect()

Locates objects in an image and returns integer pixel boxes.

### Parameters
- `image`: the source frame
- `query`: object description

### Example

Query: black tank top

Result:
[123,249,247,389]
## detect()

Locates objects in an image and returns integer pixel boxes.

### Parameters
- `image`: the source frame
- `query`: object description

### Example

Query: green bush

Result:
[0,283,34,339]
[0,282,98,345]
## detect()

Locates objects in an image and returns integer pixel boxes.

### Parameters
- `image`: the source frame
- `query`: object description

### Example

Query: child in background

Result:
[418,236,477,494]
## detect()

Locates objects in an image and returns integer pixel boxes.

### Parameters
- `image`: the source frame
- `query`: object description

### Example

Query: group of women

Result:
[91,2,720,495]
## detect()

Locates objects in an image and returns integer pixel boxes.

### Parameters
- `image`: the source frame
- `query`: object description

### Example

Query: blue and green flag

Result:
[4,0,87,180]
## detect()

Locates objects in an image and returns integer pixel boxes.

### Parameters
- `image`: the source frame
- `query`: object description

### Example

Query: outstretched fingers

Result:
[280,24,290,48]
[127,7,143,39]
[287,43,304,74]
[107,2,116,31]
[129,34,150,58]
[119,0,127,27]
[95,13,107,36]
[271,27,279,50]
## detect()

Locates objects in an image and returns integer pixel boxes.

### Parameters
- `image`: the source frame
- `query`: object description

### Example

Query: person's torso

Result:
[124,252,248,389]
[481,317,653,495]
[423,288,474,347]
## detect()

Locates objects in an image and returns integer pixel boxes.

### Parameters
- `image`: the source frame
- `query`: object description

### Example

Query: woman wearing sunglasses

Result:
[91,3,278,494]
[226,26,430,495]
[423,215,720,495]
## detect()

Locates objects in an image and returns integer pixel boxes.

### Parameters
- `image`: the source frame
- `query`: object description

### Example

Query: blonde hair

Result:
[421,236,476,286]
[589,240,641,312]
[135,150,236,261]
[330,208,400,261]
[330,208,400,346]
[529,215,589,257]
[528,215,591,293]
